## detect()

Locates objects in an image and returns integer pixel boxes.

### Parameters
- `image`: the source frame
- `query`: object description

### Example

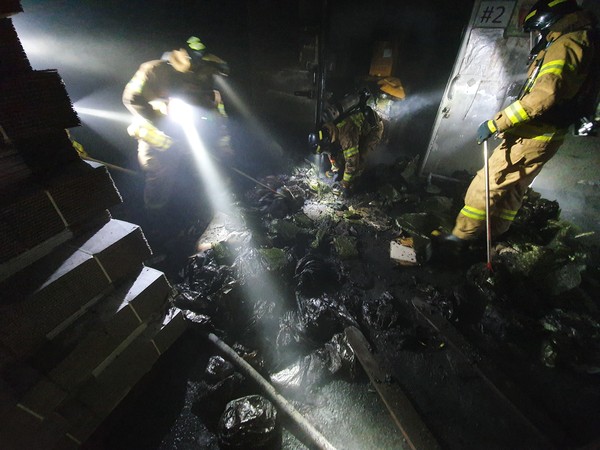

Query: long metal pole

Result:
[81,155,142,178]
[483,140,492,270]
[315,0,329,127]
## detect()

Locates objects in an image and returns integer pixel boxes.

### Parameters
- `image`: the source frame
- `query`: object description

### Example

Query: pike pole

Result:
[483,140,493,271]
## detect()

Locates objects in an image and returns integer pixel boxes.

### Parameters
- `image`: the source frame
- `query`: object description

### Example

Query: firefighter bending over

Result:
[442,0,598,250]
[308,77,405,196]
[122,36,231,221]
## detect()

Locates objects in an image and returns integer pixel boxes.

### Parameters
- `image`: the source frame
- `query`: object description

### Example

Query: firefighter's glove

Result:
[476,120,497,144]
[127,121,173,151]
[152,100,169,116]
[336,180,352,197]
[331,182,343,196]
[325,170,338,179]
[340,186,351,198]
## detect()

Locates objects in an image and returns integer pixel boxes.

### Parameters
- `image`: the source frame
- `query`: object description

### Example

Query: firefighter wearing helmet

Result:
[309,77,405,196]
[122,36,230,219]
[441,0,598,252]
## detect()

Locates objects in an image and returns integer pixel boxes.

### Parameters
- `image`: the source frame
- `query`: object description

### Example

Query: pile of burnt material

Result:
[167,157,600,449]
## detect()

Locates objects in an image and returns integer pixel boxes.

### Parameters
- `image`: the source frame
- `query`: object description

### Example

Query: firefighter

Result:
[309,77,404,196]
[122,36,230,217]
[443,0,597,250]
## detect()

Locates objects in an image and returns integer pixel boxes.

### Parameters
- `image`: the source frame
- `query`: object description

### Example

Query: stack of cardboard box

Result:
[0,3,187,448]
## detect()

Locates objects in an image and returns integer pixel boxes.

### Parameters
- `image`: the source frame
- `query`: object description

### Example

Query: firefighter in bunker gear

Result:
[451,1,597,242]
[122,36,230,211]
[309,78,404,195]
[313,109,383,196]
[372,76,406,122]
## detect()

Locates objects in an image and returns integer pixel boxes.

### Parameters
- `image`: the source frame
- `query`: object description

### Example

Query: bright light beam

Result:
[74,106,132,125]
[170,99,241,226]
[215,77,284,157]
[172,99,286,318]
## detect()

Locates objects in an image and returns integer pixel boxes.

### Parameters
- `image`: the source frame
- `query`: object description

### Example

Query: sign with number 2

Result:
[473,1,516,28]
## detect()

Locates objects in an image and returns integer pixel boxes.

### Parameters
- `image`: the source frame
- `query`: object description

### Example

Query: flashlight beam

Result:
[75,106,132,125]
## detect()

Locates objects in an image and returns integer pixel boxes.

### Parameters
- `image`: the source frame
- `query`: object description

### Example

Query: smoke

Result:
[392,88,445,120]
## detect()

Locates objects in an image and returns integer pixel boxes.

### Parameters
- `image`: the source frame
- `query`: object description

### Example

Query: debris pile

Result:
[168,156,600,448]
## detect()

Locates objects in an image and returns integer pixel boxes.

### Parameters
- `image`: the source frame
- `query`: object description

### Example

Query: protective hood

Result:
[322,122,338,144]
[547,10,597,41]
[169,48,193,73]
[168,48,230,76]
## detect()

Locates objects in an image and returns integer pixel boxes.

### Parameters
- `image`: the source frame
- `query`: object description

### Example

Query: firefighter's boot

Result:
[431,232,469,264]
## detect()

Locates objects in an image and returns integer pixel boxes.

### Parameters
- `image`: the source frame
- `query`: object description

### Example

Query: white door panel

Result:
[420,0,532,178]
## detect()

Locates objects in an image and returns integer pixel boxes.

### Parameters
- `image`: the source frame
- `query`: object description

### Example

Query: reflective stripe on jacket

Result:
[334,109,383,184]
[493,10,596,141]
[123,48,225,122]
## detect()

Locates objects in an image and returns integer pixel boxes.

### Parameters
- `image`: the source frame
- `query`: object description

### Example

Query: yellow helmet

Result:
[186,36,206,54]
[377,77,405,100]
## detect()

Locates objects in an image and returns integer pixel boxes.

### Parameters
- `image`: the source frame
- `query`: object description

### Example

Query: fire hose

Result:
[81,153,290,199]
[207,333,337,450]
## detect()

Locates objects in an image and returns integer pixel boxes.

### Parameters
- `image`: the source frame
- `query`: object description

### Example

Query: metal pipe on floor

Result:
[81,155,142,178]
[207,333,337,450]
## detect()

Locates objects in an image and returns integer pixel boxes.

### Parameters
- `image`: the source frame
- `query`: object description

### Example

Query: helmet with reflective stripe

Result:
[523,0,580,33]
[187,36,206,53]
[186,36,207,69]
[308,124,334,154]
[377,77,405,100]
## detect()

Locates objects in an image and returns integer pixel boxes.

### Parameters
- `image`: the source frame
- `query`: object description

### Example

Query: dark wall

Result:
[324,0,475,161]
[15,0,475,172]
[243,0,475,163]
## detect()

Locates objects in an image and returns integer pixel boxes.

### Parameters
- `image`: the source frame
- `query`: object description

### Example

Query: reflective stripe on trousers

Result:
[138,141,182,210]
[453,135,563,240]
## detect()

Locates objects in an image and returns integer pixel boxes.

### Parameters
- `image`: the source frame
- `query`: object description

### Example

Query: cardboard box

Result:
[390,235,431,266]
[0,186,66,265]
[369,41,396,78]
[0,378,18,420]
[0,17,31,67]
[116,266,171,327]
[0,248,110,358]
[0,70,79,142]
[51,434,82,450]
[0,404,69,450]
[76,331,157,416]
[48,329,129,392]
[54,397,103,445]
[18,376,68,418]
[46,160,123,227]
[47,268,169,391]
[76,310,182,417]
[0,220,152,359]
[152,308,188,355]
[72,219,151,282]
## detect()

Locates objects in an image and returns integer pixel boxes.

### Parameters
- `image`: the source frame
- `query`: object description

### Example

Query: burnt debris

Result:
[168,156,600,449]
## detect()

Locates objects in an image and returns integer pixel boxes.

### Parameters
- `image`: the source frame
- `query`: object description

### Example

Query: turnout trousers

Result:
[137,140,182,210]
[453,134,563,240]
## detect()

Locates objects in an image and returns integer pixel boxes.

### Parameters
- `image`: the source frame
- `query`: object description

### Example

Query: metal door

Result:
[419,0,534,178]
